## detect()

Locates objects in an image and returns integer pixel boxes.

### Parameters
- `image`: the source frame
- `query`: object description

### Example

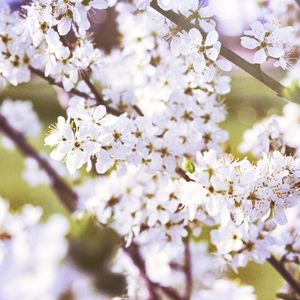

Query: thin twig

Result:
[30,67,93,100]
[183,236,193,300]
[80,71,122,116]
[0,114,78,212]
[31,65,194,183]
[30,67,122,116]
[176,167,194,182]
[268,255,300,296]
[122,243,160,300]
[123,242,182,300]
[81,72,144,117]
[149,0,297,103]
[276,293,298,300]
[133,105,145,117]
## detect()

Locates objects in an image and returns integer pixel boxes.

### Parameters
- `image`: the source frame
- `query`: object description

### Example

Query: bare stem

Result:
[150,0,296,103]
[268,255,300,296]
[0,114,77,212]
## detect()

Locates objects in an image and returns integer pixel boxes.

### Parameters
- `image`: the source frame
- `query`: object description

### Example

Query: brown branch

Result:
[31,66,193,183]
[133,105,145,117]
[295,0,300,8]
[176,167,194,182]
[30,67,93,100]
[150,0,297,103]
[30,67,122,116]
[80,71,121,116]
[122,242,160,300]
[80,72,144,117]
[183,236,193,300]
[268,255,300,296]
[123,242,182,300]
[276,293,298,300]
[0,114,78,212]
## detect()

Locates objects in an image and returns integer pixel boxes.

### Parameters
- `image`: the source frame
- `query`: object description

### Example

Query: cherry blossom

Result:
[1,0,300,298]
[241,21,293,69]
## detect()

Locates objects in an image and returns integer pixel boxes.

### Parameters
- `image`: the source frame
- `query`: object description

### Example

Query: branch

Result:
[122,243,160,300]
[150,1,296,103]
[176,167,194,182]
[80,71,122,116]
[123,242,182,300]
[30,67,122,116]
[183,236,193,300]
[0,114,78,212]
[295,0,300,8]
[268,255,300,296]
[31,66,193,183]
[80,71,144,117]
[30,67,93,100]
[276,293,298,300]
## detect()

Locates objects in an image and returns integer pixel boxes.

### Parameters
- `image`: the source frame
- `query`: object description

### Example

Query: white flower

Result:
[180,181,208,220]
[241,21,293,69]
[195,280,256,300]
[45,116,99,174]
[0,100,41,149]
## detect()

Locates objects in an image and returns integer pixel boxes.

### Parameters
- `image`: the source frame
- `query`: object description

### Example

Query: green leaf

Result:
[183,158,195,174]
[283,80,300,104]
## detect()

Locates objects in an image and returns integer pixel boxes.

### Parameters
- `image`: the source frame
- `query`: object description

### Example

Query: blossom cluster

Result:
[241,21,293,69]
[1,0,300,298]
[179,150,300,267]
[0,1,108,91]
[239,103,300,158]
[0,98,77,187]
[46,94,227,175]
[77,166,188,245]
[114,240,256,299]
[0,99,41,148]
[255,0,300,56]
[0,197,109,300]
[0,4,37,86]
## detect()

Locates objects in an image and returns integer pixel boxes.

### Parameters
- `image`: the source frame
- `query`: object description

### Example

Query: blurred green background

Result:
[0,75,286,299]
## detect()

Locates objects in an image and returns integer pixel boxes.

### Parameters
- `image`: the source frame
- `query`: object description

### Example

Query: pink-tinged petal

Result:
[95,150,114,174]
[205,30,218,46]
[268,47,284,58]
[274,207,288,225]
[193,58,206,73]
[57,18,71,36]
[94,105,107,120]
[189,28,203,44]
[206,48,219,61]
[250,21,266,40]
[216,59,232,71]
[205,197,219,216]
[241,37,259,49]
[170,38,181,56]
[90,0,109,9]
[253,48,267,64]
[200,6,214,18]
[136,0,151,9]
[200,20,215,33]
[62,77,73,92]
[147,213,157,227]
